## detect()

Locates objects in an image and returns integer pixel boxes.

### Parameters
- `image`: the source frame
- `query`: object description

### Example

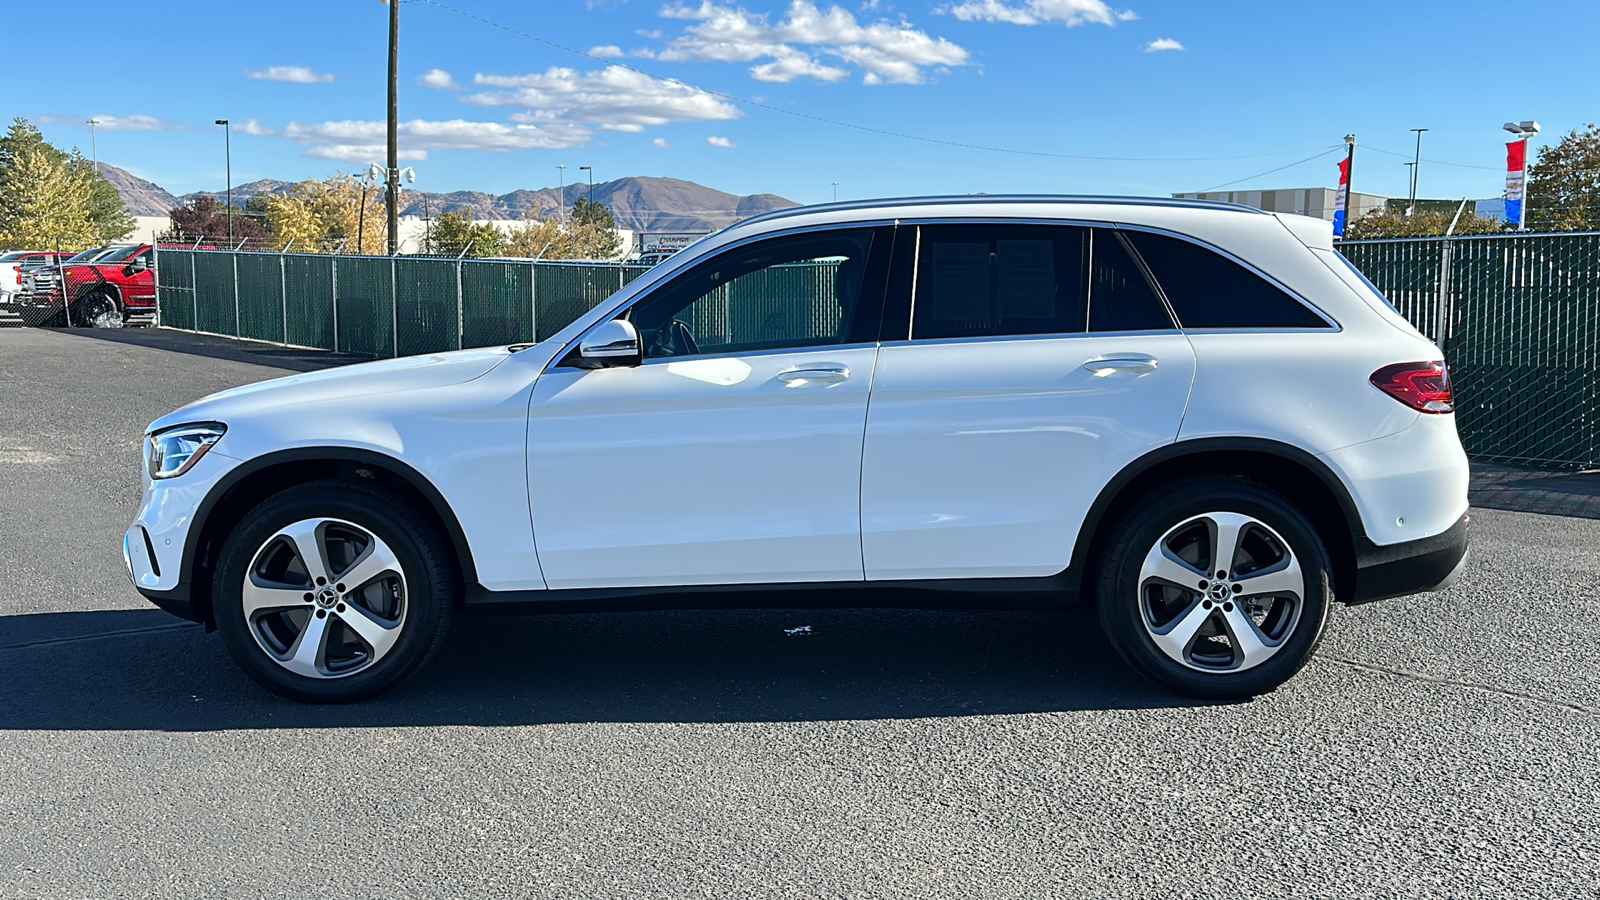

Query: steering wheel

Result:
[648,318,699,357]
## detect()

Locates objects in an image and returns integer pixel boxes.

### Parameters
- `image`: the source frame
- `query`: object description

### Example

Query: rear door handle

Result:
[777,364,851,385]
[1082,355,1159,375]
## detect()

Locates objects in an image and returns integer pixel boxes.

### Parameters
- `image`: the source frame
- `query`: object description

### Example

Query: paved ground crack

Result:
[1330,656,1597,716]
[0,622,200,652]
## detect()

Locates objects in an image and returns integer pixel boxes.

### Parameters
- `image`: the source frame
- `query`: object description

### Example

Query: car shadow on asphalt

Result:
[43,326,365,373]
[0,605,1204,731]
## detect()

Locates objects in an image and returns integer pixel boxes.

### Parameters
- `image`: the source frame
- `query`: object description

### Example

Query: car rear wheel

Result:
[213,480,455,703]
[1095,477,1331,699]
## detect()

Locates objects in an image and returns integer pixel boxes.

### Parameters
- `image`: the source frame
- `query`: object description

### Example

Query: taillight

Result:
[1371,361,1454,413]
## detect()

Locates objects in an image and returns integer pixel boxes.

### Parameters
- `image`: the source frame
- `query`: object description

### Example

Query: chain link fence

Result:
[153,232,1600,470]
[155,247,652,355]
[1341,231,1600,469]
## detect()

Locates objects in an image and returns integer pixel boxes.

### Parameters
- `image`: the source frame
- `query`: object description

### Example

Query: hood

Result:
[148,346,515,434]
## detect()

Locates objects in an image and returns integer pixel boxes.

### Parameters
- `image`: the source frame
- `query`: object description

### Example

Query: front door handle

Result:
[777,364,851,385]
[1082,355,1159,375]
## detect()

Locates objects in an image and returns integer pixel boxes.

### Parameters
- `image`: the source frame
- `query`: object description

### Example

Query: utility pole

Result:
[1340,135,1354,235]
[215,119,232,245]
[87,119,99,175]
[385,0,400,255]
[1407,127,1428,216]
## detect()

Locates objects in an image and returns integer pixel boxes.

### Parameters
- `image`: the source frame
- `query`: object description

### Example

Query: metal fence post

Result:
[331,254,340,353]
[1434,240,1453,349]
[390,254,399,358]
[190,249,198,331]
[456,257,465,351]
[151,233,160,327]
[529,259,538,343]
[279,240,293,346]
[231,248,241,337]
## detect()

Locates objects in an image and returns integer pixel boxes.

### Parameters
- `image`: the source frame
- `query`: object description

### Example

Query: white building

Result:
[1171,188,1388,223]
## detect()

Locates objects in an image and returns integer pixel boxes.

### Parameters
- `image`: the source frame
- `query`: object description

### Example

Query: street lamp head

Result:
[215,119,228,126]
[579,166,592,172]
[1344,134,1355,145]
[1520,120,1541,135]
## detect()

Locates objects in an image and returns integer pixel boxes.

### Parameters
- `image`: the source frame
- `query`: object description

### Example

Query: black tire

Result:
[1095,476,1332,699]
[213,480,455,703]
[73,290,123,328]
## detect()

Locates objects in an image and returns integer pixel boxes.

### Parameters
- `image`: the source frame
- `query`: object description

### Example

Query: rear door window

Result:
[912,224,1087,340]
[1088,229,1173,332]
[1124,230,1329,329]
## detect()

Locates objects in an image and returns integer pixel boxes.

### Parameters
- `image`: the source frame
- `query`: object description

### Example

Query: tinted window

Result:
[913,224,1086,340]
[1088,229,1172,332]
[1124,231,1328,329]
[629,228,884,359]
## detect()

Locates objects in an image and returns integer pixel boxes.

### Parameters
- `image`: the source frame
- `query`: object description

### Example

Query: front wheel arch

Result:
[183,449,479,628]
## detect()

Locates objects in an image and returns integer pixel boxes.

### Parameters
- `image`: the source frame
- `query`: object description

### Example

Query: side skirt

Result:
[464,574,1081,616]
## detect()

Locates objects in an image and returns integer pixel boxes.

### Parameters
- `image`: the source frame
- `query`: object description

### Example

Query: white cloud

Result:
[653,137,669,147]
[466,65,740,131]
[1143,37,1184,52]
[247,65,335,84]
[417,68,461,90]
[589,45,626,57]
[234,118,273,136]
[86,115,185,132]
[938,0,1132,27]
[707,136,735,147]
[282,119,589,161]
[656,0,969,85]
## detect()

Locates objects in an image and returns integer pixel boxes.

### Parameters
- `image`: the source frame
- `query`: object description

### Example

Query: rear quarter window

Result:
[1124,230,1329,330]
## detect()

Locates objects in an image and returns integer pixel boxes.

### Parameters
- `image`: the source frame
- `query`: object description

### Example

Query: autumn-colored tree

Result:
[263,174,387,254]
[506,214,567,258]
[1525,124,1600,232]
[0,118,134,250]
[1343,207,1504,240]
[429,210,507,258]
[568,197,622,259]
[164,195,268,246]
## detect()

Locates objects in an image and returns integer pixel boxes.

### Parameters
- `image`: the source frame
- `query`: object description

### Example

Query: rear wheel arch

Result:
[183,449,477,626]
[1069,439,1363,605]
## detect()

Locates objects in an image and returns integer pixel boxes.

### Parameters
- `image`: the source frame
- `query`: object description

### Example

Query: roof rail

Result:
[733,194,1269,229]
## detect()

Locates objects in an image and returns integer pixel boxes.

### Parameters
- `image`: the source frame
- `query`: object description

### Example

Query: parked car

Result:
[7,243,155,326]
[0,251,75,304]
[125,196,1470,703]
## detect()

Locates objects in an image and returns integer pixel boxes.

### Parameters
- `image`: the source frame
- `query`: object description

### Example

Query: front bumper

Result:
[1349,512,1470,603]
[125,448,241,623]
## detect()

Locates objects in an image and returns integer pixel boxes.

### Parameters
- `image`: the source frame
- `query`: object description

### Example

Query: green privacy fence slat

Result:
[157,235,1600,469]
[461,260,534,348]
[333,256,396,358]
[1341,231,1600,469]
[284,255,335,350]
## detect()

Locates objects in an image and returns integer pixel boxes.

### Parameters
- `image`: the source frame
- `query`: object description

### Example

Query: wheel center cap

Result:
[1208,582,1230,602]
[314,588,338,609]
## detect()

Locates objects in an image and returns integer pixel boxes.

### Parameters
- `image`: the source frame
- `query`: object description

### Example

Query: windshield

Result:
[0,251,35,262]
[96,245,145,263]
[63,247,112,264]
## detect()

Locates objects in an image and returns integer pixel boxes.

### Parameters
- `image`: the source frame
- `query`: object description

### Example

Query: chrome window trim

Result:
[878,327,1184,351]
[546,220,897,375]
[1111,222,1342,332]
[546,340,883,374]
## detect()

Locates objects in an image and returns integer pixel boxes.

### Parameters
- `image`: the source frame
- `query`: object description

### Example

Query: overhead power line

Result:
[1197,148,1344,192]
[413,0,1341,165]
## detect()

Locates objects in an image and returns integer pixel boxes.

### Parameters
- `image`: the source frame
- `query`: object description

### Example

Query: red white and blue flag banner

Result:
[1505,140,1527,226]
[1332,157,1351,237]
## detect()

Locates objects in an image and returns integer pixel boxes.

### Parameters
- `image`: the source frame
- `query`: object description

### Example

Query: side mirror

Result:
[577,318,641,367]
[128,258,148,273]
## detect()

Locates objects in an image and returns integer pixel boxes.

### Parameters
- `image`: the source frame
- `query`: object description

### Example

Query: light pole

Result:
[557,164,566,220]
[86,119,99,175]
[1503,120,1540,231]
[1338,135,1355,236]
[579,165,594,209]
[385,0,400,256]
[215,119,232,244]
[1407,127,1428,216]
[832,181,838,202]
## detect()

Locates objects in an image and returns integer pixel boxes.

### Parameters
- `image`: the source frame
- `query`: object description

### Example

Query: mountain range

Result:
[101,164,799,234]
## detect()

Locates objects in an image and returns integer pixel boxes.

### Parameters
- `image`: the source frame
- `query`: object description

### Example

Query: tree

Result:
[429,210,507,258]
[506,214,567,259]
[1343,208,1504,240]
[165,195,268,246]
[1525,124,1600,232]
[0,118,134,250]
[568,197,622,259]
[261,174,387,254]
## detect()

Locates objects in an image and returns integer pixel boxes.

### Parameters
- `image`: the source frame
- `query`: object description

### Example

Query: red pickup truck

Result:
[5,243,157,327]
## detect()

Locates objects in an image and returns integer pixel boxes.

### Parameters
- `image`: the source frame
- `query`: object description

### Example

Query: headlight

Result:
[147,424,225,480]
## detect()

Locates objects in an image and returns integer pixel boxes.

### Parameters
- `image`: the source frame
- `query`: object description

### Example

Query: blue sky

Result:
[5,0,1597,206]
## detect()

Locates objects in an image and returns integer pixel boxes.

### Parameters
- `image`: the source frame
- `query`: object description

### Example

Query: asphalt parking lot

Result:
[2,326,1597,899]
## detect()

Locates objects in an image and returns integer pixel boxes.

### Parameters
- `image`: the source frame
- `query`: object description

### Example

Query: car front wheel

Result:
[212,480,455,703]
[1096,477,1332,699]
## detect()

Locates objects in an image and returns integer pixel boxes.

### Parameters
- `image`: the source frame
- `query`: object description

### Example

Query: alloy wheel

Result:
[1137,511,1305,673]
[242,517,408,679]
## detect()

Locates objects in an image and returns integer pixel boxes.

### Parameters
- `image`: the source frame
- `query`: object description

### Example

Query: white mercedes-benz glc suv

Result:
[126,196,1469,703]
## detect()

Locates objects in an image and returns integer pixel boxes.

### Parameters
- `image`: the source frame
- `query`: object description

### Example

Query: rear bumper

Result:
[1349,513,1470,604]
